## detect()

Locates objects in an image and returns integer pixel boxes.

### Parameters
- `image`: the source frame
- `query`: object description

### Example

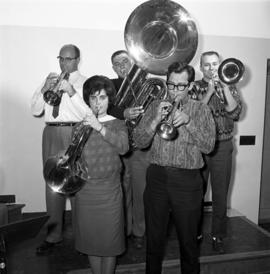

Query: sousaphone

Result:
[124,0,198,75]
[114,0,198,139]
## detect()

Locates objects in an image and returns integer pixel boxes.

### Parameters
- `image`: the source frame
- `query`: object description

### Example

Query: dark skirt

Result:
[74,177,125,256]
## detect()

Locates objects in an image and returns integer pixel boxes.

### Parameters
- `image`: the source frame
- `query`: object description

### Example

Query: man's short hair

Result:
[200,51,220,66]
[167,62,195,83]
[111,50,129,63]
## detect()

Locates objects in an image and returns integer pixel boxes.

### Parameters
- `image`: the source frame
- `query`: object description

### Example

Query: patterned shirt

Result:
[189,79,242,141]
[133,98,216,169]
[73,116,129,181]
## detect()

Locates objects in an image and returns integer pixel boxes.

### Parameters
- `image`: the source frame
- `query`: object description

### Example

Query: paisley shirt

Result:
[189,79,242,141]
[133,98,216,169]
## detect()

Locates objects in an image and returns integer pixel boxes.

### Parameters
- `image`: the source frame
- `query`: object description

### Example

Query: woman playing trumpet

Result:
[73,75,129,274]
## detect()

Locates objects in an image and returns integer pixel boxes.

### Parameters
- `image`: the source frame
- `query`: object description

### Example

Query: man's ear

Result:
[75,57,80,67]
[112,65,117,74]
[188,82,194,91]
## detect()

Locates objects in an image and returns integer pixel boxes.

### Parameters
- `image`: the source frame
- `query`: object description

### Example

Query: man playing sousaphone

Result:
[133,61,216,274]
[110,50,151,249]
[190,51,243,254]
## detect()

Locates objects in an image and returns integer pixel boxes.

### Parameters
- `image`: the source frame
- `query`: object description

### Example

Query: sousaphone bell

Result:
[124,0,198,75]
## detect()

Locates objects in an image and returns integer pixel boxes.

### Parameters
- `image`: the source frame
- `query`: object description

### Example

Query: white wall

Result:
[0,0,270,224]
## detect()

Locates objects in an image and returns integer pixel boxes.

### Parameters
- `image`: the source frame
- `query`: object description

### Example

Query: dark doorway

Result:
[259,59,270,224]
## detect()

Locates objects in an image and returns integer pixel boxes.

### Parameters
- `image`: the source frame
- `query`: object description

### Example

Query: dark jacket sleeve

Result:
[107,104,125,120]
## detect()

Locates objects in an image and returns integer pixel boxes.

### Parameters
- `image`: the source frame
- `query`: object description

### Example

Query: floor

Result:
[5,212,270,274]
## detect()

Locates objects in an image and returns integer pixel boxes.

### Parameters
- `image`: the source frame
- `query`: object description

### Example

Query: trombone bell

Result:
[218,58,245,85]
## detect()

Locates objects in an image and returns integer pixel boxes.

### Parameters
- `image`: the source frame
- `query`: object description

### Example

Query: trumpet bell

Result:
[43,90,62,106]
[218,58,245,85]
[44,155,87,195]
[156,121,178,140]
[124,0,198,75]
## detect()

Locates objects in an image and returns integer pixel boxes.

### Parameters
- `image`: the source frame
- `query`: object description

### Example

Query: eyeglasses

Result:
[166,82,189,91]
[57,56,78,62]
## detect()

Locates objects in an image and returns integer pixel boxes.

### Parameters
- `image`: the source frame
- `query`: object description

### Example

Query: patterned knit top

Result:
[189,79,242,141]
[133,98,216,169]
[73,116,129,181]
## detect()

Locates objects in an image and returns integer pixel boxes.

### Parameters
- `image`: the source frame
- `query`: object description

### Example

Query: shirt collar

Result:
[98,115,116,122]
[68,70,80,83]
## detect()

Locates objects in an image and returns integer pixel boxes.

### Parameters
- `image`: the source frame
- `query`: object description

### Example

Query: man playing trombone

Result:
[190,51,243,254]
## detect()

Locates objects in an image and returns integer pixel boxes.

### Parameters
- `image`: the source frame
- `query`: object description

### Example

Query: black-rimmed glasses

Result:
[166,82,189,91]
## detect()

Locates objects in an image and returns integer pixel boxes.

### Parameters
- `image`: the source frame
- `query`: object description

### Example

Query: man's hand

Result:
[41,72,59,94]
[124,106,144,120]
[207,79,216,97]
[59,80,76,97]
[149,101,172,131]
[172,110,190,128]
[83,112,103,132]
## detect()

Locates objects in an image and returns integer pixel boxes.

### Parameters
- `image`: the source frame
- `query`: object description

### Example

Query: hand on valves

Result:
[124,106,144,120]
[83,109,104,134]
[172,108,190,128]
[151,99,190,132]
[58,77,76,97]
[41,73,59,94]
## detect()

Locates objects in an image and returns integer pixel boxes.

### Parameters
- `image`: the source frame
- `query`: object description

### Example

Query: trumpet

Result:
[44,109,99,195]
[156,97,182,141]
[43,72,69,106]
[44,123,91,195]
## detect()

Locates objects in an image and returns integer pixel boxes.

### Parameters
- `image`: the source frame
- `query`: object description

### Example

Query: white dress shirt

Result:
[31,70,89,122]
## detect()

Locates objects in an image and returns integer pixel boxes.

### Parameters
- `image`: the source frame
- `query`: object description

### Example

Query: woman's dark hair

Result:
[83,75,116,107]
[167,62,195,83]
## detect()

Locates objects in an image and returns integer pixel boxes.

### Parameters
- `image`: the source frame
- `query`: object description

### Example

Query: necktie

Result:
[52,103,60,118]
[52,73,69,118]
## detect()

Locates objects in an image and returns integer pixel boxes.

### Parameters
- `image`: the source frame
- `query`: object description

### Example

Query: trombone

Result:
[213,58,245,104]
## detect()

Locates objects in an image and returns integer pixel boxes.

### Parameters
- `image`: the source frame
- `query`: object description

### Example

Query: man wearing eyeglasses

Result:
[133,62,216,274]
[31,44,88,255]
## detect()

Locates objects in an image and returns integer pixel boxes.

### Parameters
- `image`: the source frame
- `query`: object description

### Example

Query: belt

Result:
[46,122,77,127]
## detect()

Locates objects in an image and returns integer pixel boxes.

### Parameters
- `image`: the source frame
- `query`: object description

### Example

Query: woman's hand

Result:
[83,112,103,132]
